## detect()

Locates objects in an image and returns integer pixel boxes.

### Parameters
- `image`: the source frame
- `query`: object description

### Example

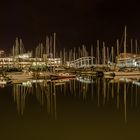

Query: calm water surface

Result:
[0,77,140,140]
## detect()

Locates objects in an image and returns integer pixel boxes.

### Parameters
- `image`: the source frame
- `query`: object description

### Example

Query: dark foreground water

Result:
[0,77,140,140]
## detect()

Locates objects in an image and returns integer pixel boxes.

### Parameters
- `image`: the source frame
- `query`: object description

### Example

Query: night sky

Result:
[0,0,140,52]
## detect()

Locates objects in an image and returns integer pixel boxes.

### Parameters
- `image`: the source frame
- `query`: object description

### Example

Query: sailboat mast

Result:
[103,42,106,65]
[63,48,65,65]
[111,46,114,62]
[124,26,127,58]
[97,40,100,64]
[130,39,133,53]
[107,47,109,63]
[53,33,56,59]
[117,39,119,56]
[135,39,138,54]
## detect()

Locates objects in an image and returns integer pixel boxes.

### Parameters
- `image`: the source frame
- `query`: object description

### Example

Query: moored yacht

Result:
[50,72,76,80]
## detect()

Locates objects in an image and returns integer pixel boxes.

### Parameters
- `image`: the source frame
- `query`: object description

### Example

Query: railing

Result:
[68,56,96,68]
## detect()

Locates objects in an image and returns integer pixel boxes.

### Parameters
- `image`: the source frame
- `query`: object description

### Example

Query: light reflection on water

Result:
[0,77,140,139]
[11,77,140,123]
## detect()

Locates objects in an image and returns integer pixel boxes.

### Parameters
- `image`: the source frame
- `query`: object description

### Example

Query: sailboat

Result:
[113,26,140,76]
[103,26,140,78]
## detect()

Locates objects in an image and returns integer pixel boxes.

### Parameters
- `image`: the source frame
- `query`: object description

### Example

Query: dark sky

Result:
[0,0,140,52]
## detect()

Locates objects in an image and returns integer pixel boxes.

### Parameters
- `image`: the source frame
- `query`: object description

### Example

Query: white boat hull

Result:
[114,71,140,76]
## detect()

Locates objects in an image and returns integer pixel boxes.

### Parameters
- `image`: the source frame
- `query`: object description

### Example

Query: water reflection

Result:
[13,80,57,119]
[11,76,140,123]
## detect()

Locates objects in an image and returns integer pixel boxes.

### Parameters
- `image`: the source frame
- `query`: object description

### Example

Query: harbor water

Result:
[0,77,140,139]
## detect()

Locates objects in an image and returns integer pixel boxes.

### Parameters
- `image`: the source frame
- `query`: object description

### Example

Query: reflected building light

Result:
[11,78,140,123]
[73,80,76,97]
[46,91,51,115]
[50,83,53,116]
[22,81,32,87]
[132,81,140,86]
[76,76,95,84]
[48,82,57,119]
[13,85,27,115]
[97,79,100,107]
[111,83,114,99]
[135,85,138,107]
[130,85,133,108]
[107,82,110,102]
[91,81,94,100]
[53,83,57,120]
[32,79,44,83]
[12,82,57,118]
[117,82,120,109]
[35,84,45,106]
[103,79,106,105]
[83,85,87,100]
[124,83,127,124]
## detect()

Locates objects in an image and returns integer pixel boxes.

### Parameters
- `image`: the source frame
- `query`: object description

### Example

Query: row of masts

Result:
[12,38,26,56]
[11,27,139,65]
